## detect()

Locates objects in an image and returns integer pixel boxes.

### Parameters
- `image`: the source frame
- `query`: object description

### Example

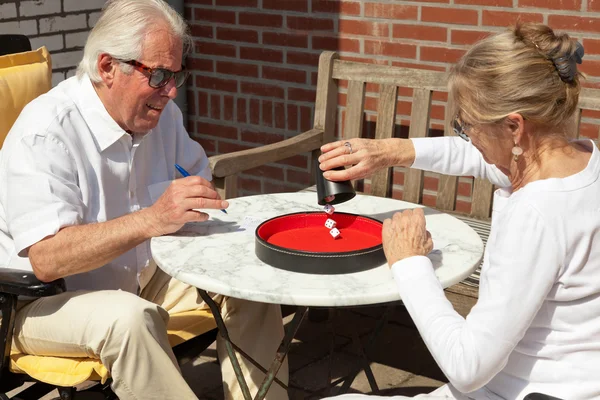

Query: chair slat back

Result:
[371,84,398,197]
[323,55,600,221]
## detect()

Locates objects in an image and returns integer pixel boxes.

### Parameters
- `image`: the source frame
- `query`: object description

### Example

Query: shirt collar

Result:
[77,74,131,152]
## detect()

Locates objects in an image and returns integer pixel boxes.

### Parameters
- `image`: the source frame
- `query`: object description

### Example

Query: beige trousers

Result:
[13,267,288,400]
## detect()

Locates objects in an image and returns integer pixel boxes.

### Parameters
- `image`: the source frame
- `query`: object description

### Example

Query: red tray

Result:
[255,212,385,274]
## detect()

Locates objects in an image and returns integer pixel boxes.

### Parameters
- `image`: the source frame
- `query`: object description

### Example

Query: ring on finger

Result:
[344,141,353,154]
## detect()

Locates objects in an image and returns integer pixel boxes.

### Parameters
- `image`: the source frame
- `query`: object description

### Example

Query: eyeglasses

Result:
[117,59,189,89]
[453,117,471,142]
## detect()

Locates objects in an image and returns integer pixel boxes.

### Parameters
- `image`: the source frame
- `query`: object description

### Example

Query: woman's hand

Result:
[382,208,433,267]
[318,138,415,182]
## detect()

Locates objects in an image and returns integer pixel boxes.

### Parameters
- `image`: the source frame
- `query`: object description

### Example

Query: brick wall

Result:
[0,0,105,86]
[186,0,600,212]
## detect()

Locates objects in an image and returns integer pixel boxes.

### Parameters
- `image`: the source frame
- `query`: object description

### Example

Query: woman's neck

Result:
[508,139,591,192]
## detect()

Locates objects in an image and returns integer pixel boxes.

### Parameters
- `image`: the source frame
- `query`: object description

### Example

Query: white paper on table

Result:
[240,216,266,234]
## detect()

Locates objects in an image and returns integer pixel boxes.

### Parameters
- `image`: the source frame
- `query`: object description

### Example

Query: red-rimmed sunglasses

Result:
[117,59,189,89]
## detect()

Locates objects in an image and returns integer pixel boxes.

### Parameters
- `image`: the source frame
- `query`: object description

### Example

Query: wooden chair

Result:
[211,51,600,316]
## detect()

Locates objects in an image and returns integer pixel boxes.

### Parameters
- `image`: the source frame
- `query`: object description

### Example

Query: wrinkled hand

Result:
[318,139,392,182]
[146,176,229,236]
[382,208,433,267]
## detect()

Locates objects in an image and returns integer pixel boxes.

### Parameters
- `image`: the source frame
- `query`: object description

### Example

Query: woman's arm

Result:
[391,202,560,392]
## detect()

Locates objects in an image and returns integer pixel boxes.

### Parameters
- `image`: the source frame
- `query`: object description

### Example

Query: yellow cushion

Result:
[0,46,52,148]
[9,308,216,386]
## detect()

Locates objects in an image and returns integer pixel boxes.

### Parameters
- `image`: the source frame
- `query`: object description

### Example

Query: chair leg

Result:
[56,387,75,400]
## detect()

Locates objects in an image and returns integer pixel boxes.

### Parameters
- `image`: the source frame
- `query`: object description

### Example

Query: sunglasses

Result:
[452,117,471,142]
[117,59,189,89]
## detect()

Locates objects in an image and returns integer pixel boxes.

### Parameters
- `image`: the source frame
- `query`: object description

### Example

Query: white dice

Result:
[329,227,341,239]
[325,218,337,229]
[324,204,335,215]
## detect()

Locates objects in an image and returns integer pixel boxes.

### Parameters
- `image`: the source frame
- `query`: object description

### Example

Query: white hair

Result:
[77,0,193,82]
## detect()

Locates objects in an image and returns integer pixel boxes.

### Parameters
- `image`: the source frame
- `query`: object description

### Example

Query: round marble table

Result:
[151,192,484,307]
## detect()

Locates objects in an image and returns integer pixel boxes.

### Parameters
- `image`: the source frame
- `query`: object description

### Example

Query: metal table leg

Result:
[197,288,308,400]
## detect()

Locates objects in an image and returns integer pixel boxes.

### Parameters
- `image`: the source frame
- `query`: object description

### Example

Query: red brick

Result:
[237,98,247,123]
[312,0,361,15]
[188,0,212,4]
[582,109,600,119]
[423,176,439,191]
[197,122,238,139]
[241,82,285,98]
[288,87,316,102]
[392,60,446,72]
[187,91,196,117]
[263,0,308,12]
[312,36,360,52]
[196,76,238,92]
[216,61,259,77]
[198,91,208,117]
[433,91,448,101]
[210,94,220,120]
[287,51,320,66]
[217,27,258,43]
[216,0,257,6]
[483,11,544,27]
[590,0,600,11]
[393,24,447,42]
[287,16,334,31]
[239,12,283,28]
[287,104,298,131]
[274,103,286,129]
[250,99,260,125]
[240,47,284,63]
[422,7,478,25]
[519,0,581,10]
[578,59,600,77]
[311,71,318,85]
[287,169,311,185]
[241,129,284,144]
[455,200,472,214]
[364,3,418,20]
[193,137,216,154]
[393,170,405,185]
[549,15,600,33]
[190,25,213,39]
[224,96,234,121]
[583,38,600,55]
[186,57,213,72]
[263,66,306,84]
[239,177,261,193]
[219,141,252,154]
[184,6,193,21]
[421,46,465,63]
[262,100,273,127]
[422,194,437,207]
[364,40,417,58]
[339,55,389,65]
[396,100,412,116]
[398,87,413,97]
[300,106,313,131]
[263,32,308,48]
[579,122,600,139]
[451,29,491,45]
[195,41,236,57]
[194,9,235,24]
[430,104,446,121]
[339,20,389,37]
[455,0,512,5]
[457,181,472,197]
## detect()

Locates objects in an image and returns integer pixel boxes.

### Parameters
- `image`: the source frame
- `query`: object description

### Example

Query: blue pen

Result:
[174,163,228,214]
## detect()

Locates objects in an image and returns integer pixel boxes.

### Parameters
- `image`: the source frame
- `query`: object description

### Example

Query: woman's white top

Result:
[394,137,600,400]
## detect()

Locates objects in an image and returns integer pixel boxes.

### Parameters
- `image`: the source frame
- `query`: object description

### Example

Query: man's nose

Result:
[161,78,178,99]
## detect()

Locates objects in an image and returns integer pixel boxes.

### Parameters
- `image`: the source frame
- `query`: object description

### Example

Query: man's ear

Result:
[506,113,525,145]
[97,53,117,87]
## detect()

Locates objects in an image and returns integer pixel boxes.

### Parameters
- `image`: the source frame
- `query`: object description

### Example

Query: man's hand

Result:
[145,176,229,236]
[382,208,433,267]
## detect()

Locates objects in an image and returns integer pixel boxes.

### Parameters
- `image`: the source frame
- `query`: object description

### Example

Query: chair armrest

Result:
[524,393,564,400]
[209,128,325,178]
[0,268,66,297]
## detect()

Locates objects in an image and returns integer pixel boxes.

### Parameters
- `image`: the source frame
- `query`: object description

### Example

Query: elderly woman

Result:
[321,23,600,400]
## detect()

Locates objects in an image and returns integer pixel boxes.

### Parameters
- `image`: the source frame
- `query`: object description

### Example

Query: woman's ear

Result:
[506,113,525,144]
[97,53,116,87]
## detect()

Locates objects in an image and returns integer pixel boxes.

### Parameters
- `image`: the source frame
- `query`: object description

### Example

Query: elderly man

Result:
[0,0,288,399]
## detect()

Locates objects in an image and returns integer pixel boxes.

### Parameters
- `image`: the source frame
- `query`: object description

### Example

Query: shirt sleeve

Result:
[391,202,561,393]
[5,135,83,255]
[410,137,511,188]
[170,102,212,181]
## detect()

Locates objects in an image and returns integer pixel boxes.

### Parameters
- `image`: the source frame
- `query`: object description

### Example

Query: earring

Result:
[512,144,523,161]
